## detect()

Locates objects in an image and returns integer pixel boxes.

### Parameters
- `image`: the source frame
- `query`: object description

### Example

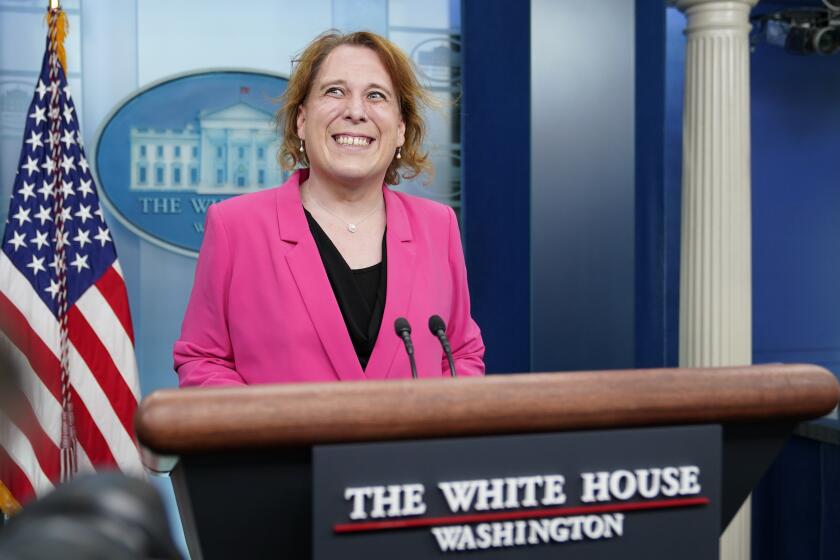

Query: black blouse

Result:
[304,210,387,370]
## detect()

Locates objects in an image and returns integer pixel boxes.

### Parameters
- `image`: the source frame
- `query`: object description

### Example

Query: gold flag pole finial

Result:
[45,1,68,75]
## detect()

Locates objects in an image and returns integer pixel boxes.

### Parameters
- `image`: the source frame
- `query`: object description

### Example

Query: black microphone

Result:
[394,317,418,379]
[428,315,456,377]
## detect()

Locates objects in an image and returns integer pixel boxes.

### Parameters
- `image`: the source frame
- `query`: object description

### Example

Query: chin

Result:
[327,163,384,185]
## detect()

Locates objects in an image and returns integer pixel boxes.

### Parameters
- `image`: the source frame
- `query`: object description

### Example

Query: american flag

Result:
[0,9,142,511]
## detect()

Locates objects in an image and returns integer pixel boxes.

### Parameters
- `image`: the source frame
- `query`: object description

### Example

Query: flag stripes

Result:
[67,386,119,470]
[4,338,95,473]
[68,343,141,474]
[75,286,140,398]
[94,267,135,343]
[0,410,53,500]
[1,256,141,502]
[0,286,120,475]
[67,307,138,436]
[1,384,60,483]
[0,446,35,506]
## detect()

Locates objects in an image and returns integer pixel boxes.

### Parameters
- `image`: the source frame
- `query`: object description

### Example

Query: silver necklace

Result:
[306,188,382,233]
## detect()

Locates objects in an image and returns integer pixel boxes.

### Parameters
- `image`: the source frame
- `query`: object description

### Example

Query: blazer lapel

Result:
[365,187,416,379]
[275,174,364,381]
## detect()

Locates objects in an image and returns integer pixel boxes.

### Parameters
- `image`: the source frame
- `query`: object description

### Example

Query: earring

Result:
[299,139,304,153]
[396,147,402,160]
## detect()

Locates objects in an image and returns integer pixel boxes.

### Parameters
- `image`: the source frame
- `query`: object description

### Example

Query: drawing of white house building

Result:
[129,102,285,194]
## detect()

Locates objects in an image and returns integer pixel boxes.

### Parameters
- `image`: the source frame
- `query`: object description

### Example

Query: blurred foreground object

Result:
[0,473,180,560]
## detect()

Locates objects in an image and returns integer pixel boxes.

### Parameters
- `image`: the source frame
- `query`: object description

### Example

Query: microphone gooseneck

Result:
[394,317,418,379]
[428,315,456,378]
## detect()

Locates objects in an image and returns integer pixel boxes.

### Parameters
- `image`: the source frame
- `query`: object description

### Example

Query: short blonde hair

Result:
[276,31,433,185]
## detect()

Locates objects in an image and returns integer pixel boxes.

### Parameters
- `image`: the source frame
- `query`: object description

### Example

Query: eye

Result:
[368,90,386,100]
[325,86,344,97]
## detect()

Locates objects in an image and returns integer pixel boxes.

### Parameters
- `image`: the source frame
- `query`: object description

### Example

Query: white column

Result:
[675,1,757,559]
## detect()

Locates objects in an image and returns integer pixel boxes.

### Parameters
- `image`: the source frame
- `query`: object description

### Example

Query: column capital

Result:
[675,0,759,34]
[675,0,758,9]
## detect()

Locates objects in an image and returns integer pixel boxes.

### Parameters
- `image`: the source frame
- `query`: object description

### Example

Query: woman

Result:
[173,31,484,386]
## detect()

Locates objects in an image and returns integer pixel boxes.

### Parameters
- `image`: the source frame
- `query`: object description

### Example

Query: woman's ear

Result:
[296,105,306,140]
[397,118,406,147]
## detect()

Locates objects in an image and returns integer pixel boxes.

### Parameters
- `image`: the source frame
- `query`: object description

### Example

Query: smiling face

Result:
[296,45,405,188]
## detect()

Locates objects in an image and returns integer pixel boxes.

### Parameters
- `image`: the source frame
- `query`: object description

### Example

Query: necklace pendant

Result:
[348,223,357,233]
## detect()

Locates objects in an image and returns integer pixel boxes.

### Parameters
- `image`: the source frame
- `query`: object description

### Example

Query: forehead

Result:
[316,45,395,89]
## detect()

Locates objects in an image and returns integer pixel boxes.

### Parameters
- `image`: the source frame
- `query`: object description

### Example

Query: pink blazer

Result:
[174,171,485,386]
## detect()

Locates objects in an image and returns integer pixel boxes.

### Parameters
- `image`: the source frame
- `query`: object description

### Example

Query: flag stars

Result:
[75,204,92,224]
[73,228,91,249]
[29,105,47,126]
[35,79,48,101]
[61,129,76,149]
[60,155,76,174]
[23,156,39,176]
[25,131,43,151]
[70,253,89,273]
[41,158,56,176]
[12,207,31,227]
[26,255,46,276]
[45,279,60,299]
[7,231,27,251]
[94,226,111,247]
[34,205,53,225]
[38,179,55,200]
[18,181,35,202]
[10,65,118,295]
[78,179,93,198]
[30,230,49,251]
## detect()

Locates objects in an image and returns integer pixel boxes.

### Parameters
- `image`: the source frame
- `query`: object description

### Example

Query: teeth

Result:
[336,135,370,146]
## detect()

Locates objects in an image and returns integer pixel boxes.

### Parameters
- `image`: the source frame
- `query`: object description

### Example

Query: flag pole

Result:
[45,1,77,482]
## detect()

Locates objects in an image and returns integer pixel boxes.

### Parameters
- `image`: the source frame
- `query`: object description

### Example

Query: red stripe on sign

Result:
[95,266,135,344]
[333,497,711,533]
[0,445,37,507]
[3,385,60,484]
[0,291,61,398]
[66,306,137,438]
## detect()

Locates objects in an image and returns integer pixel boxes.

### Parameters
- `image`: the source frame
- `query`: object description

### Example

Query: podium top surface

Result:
[135,364,839,455]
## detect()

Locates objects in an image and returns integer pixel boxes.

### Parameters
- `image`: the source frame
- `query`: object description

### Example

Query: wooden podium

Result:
[135,364,839,559]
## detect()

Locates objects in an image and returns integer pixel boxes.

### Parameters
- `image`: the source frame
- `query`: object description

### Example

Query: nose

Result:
[343,93,367,123]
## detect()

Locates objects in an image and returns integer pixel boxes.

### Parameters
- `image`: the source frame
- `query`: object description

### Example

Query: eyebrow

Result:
[319,79,393,97]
